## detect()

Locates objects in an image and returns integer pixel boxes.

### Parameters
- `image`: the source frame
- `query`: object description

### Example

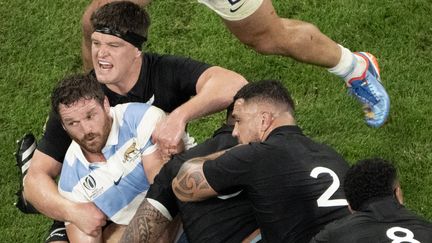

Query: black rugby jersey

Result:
[147,125,258,243]
[311,196,432,243]
[203,125,350,242]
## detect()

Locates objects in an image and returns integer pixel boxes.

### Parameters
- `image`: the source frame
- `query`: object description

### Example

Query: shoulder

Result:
[114,103,164,119]
[145,52,211,70]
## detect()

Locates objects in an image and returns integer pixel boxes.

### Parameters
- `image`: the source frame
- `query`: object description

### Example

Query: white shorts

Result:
[198,0,264,21]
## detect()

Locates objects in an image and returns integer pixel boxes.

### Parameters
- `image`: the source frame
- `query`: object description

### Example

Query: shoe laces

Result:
[350,79,380,106]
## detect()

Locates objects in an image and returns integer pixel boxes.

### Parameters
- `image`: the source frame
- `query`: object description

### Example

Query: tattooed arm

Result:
[120,199,170,243]
[172,150,226,202]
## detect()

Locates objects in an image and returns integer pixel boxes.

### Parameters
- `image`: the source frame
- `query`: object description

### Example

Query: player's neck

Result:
[107,57,142,95]
[83,150,106,163]
[261,113,296,140]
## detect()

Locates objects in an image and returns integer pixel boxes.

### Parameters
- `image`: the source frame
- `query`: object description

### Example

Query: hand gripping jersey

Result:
[58,103,164,225]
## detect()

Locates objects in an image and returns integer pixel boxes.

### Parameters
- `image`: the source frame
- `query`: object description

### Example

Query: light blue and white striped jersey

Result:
[58,103,164,225]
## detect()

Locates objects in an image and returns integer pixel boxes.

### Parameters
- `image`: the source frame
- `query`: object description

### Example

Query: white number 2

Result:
[310,167,348,207]
[386,227,420,243]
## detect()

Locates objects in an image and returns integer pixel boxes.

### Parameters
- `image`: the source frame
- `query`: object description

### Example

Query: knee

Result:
[287,22,321,48]
[81,3,97,40]
[236,32,277,55]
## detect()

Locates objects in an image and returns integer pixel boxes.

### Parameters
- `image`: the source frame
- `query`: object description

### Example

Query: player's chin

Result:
[83,141,103,153]
[95,69,115,82]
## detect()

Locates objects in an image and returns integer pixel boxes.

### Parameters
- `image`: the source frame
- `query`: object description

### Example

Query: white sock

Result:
[328,45,367,84]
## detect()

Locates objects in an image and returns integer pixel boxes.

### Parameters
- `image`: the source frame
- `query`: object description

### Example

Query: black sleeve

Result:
[147,125,236,217]
[149,54,211,112]
[164,55,211,95]
[37,111,71,163]
[203,144,257,195]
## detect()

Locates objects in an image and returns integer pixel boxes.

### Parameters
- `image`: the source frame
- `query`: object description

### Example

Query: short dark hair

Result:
[344,158,398,210]
[90,1,150,40]
[234,80,295,113]
[51,74,105,118]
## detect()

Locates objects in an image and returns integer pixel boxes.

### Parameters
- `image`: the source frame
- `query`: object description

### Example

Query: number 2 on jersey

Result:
[310,167,348,207]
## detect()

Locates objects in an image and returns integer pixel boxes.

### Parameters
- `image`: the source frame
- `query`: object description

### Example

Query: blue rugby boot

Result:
[348,52,390,128]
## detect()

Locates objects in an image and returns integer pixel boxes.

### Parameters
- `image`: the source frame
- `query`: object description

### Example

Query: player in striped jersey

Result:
[52,74,193,242]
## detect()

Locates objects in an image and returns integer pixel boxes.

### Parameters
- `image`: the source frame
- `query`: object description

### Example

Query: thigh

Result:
[221,0,280,40]
[102,223,126,243]
[66,223,102,243]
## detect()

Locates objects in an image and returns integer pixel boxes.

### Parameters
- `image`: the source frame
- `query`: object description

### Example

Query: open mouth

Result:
[98,60,113,70]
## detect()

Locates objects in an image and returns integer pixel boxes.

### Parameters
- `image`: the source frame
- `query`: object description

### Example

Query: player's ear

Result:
[135,48,142,58]
[260,111,274,131]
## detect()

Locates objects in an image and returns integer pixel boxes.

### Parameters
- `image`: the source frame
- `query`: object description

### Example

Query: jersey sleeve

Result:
[58,146,89,203]
[37,111,71,163]
[146,159,183,219]
[163,55,211,95]
[203,144,257,195]
[136,105,166,155]
[149,54,211,112]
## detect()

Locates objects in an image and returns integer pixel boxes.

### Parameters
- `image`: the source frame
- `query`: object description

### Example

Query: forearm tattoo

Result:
[120,199,170,243]
[173,158,211,200]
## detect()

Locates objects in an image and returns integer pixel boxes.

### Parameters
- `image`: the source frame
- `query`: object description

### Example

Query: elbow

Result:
[217,66,248,91]
[207,66,248,90]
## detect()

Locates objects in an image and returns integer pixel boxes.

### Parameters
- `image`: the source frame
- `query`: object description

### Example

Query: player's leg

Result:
[81,0,151,72]
[66,222,102,243]
[45,220,68,243]
[102,224,126,243]
[206,0,339,66]
[15,134,70,242]
[199,0,390,127]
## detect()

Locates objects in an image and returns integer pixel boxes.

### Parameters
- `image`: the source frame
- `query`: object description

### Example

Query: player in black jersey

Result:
[121,108,259,243]
[172,80,350,242]
[311,158,432,243]
[18,2,247,242]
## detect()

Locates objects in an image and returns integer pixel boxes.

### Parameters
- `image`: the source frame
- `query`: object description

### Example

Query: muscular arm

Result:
[23,149,106,236]
[174,66,247,123]
[142,148,166,184]
[23,149,73,220]
[153,66,247,155]
[171,150,227,202]
[120,199,170,243]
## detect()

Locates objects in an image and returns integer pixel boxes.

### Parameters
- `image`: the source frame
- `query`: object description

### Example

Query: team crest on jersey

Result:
[123,141,140,163]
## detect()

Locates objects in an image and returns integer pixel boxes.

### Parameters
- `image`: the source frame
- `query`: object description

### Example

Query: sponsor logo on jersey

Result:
[114,174,123,185]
